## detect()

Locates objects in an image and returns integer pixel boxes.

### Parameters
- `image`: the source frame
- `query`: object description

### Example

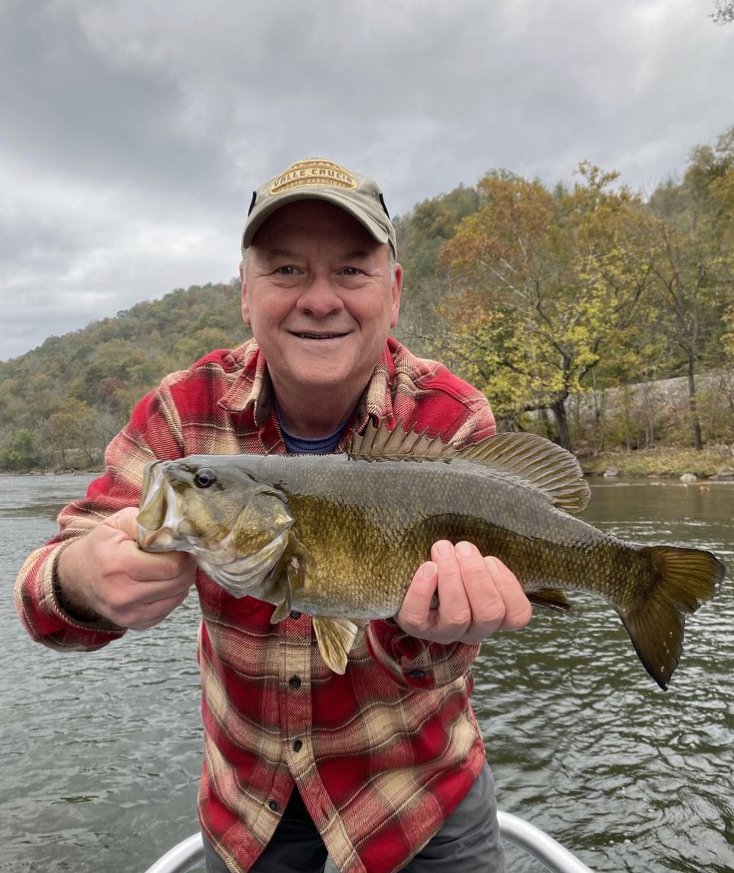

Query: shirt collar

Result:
[219,338,401,434]
[218,340,273,427]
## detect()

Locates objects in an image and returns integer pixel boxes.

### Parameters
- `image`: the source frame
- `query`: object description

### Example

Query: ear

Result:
[240,261,251,326]
[390,262,403,328]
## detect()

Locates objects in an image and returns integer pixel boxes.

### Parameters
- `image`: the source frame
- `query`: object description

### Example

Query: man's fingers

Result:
[396,542,532,644]
[432,540,473,634]
[106,505,140,537]
[127,544,196,584]
[126,588,193,630]
[484,556,533,630]
[398,561,439,630]
[57,507,197,630]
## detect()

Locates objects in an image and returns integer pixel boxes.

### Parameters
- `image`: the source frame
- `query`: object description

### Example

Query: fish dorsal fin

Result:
[349,421,590,513]
[461,431,591,512]
[349,420,449,461]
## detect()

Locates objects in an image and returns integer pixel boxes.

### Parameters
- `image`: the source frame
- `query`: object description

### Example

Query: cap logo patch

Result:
[269,159,358,195]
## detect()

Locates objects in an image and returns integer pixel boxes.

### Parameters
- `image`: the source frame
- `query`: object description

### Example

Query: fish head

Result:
[136,455,295,597]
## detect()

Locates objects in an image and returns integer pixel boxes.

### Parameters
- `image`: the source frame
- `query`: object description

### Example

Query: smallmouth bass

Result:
[136,423,725,687]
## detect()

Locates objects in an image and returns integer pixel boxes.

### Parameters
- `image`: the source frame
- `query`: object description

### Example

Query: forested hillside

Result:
[2,126,734,471]
[0,282,247,470]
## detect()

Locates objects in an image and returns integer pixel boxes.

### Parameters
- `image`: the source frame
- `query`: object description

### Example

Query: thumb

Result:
[104,506,141,541]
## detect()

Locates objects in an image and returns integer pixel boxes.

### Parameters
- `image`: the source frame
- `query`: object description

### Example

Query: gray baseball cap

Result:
[242,157,397,256]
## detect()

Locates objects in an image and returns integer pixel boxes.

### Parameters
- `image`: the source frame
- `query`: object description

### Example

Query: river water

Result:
[1,473,733,872]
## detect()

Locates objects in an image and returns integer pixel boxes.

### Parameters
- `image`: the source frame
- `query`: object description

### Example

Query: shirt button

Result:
[293,739,303,752]
[290,610,302,619]
[408,669,426,679]
[288,675,302,690]
[268,800,280,812]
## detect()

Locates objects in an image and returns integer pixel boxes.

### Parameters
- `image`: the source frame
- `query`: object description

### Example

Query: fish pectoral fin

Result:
[270,594,292,624]
[527,588,572,612]
[269,533,309,624]
[313,617,359,675]
[286,538,311,589]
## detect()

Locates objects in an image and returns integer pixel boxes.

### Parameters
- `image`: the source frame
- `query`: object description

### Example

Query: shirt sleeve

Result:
[14,543,127,651]
[364,619,480,689]
[13,380,185,652]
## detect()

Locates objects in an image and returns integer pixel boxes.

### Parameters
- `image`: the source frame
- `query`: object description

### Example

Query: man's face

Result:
[241,200,402,403]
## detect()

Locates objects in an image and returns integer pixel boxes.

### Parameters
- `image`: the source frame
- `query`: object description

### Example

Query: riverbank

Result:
[581,444,734,480]
[6,443,734,481]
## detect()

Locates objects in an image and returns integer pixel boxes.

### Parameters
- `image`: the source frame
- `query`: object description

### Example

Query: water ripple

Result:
[2,476,734,871]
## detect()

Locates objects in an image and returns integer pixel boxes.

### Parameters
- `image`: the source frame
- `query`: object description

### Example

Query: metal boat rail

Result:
[143,811,595,873]
[496,811,595,872]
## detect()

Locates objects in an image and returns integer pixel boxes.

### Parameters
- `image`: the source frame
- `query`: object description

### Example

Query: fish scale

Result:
[280,457,628,611]
[136,423,725,687]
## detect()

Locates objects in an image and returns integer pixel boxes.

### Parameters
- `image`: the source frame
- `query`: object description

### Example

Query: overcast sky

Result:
[2,0,732,362]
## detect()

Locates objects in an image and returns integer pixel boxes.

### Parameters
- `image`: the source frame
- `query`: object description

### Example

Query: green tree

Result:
[0,430,41,472]
[648,128,734,448]
[393,185,481,356]
[711,1,734,23]
[45,398,100,468]
[439,166,655,450]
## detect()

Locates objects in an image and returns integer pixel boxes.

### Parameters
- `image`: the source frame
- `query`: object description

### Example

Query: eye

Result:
[193,468,217,489]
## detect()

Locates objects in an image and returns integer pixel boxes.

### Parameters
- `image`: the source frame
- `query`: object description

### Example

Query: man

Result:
[15,157,532,873]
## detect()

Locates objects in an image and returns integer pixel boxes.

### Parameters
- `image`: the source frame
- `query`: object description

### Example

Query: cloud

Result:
[1,0,732,360]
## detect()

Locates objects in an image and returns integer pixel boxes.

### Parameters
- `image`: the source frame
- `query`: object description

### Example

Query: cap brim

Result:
[242,188,390,251]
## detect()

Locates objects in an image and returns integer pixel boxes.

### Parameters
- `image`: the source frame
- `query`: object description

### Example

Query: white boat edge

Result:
[142,811,596,873]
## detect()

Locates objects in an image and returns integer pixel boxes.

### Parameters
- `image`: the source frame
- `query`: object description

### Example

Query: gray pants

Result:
[203,763,505,873]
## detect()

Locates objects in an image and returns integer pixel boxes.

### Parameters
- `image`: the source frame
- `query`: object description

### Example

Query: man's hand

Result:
[396,540,532,644]
[56,507,197,629]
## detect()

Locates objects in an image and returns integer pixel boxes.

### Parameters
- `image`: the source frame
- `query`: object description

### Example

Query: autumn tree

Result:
[394,185,481,356]
[439,167,656,450]
[711,1,734,23]
[648,128,734,448]
[45,398,100,468]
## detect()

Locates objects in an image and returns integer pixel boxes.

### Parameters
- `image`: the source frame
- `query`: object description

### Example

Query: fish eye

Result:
[193,468,217,489]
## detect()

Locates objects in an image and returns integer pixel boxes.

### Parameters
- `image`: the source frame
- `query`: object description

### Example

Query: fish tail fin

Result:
[619,545,725,690]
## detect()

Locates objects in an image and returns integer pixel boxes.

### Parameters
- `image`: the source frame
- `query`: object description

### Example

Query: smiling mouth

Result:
[291,331,349,340]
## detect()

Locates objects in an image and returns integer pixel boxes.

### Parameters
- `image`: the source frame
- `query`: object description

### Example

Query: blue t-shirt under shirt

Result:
[277,409,350,454]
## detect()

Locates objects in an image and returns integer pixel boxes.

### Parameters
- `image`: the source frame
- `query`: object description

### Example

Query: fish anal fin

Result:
[313,616,359,674]
[348,421,590,513]
[527,588,572,613]
[618,544,724,690]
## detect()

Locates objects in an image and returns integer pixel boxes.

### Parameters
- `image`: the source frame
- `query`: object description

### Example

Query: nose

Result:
[296,274,343,317]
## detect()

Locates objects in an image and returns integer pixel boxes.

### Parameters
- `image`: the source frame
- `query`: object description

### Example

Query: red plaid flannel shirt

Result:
[15,337,497,873]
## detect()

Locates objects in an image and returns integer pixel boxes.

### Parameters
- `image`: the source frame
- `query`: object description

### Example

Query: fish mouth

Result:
[137,462,186,552]
[136,459,294,598]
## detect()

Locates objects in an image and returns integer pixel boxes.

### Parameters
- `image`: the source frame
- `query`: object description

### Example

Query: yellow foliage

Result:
[438,169,658,431]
